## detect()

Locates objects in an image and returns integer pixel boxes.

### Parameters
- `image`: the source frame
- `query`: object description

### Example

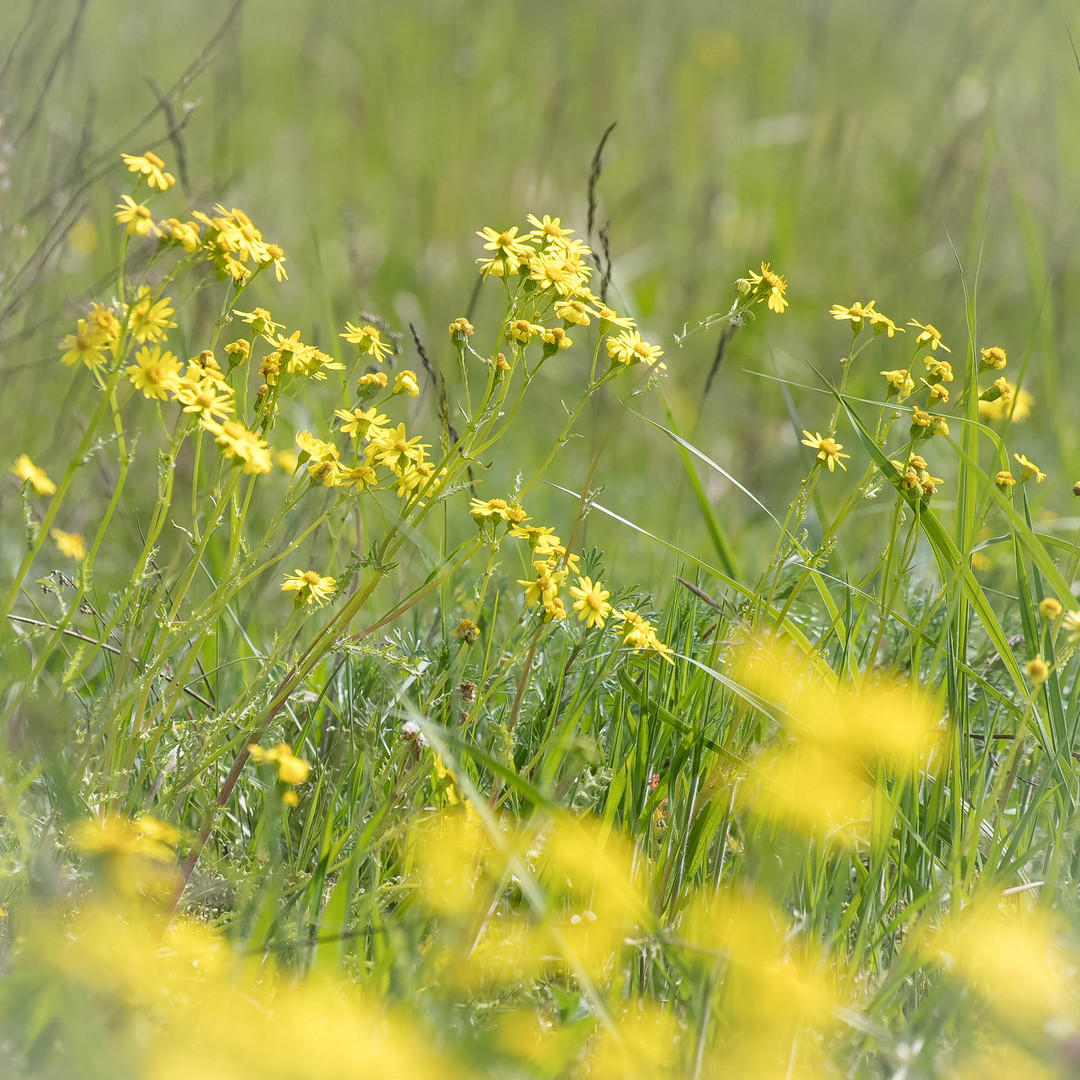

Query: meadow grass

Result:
[3,2,1080,1078]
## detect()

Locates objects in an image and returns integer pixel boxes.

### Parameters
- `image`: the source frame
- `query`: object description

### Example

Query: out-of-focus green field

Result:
[2,0,1078,586]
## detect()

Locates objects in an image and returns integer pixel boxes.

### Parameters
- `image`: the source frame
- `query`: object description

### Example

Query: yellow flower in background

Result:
[569,576,612,629]
[1039,598,1062,620]
[50,528,86,561]
[114,194,162,238]
[121,150,176,190]
[248,741,311,785]
[746,261,789,313]
[800,430,850,472]
[202,419,273,474]
[1027,656,1049,684]
[126,346,182,399]
[11,454,56,495]
[1014,452,1045,483]
[908,318,950,352]
[281,569,337,608]
[340,322,393,362]
[393,369,420,397]
[979,386,1033,423]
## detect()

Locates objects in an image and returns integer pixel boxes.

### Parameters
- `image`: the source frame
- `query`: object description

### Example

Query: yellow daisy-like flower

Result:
[864,302,905,337]
[828,301,873,329]
[568,576,612,629]
[234,307,284,338]
[747,261,789,313]
[518,560,566,608]
[339,464,379,491]
[922,379,949,404]
[358,371,389,391]
[281,570,337,608]
[50,528,86,561]
[126,287,177,343]
[1014,453,1046,483]
[126,346,182,399]
[368,423,428,474]
[393,370,420,397]
[448,317,474,339]
[509,319,544,343]
[114,195,162,238]
[541,326,573,350]
[476,225,533,267]
[880,368,915,398]
[995,471,1015,490]
[1064,610,1080,643]
[121,150,176,191]
[295,431,339,462]
[606,329,665,367]
[162,217,201,252]
[526,214,574,242]
[263,243,288,282]
[509,524,559,551]
[907,319,950,353]
[172,376,235,420]
[1039,598,1062,620]
[202,418,273,474]
[554,298,596,326]
[613,609,675,664]
[340,322,393,362]
[469,497,525,523]
[801,430,850,472]
[980,346,1007,370]
[248,742,311,784]
[59,320,110,370]
[334,406,390,440]
[924,357,954,383]
[11,454,56,495]
[528,251,590,296]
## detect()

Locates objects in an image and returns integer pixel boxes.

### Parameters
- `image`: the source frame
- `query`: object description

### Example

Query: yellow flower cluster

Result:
[247,742,311,804]
[475,214,665,371]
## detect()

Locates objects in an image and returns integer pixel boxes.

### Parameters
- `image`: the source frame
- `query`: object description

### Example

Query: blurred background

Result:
[2,0,1077,590]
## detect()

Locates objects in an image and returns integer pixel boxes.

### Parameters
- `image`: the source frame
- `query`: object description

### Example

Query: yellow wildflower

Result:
[746,261,789,313]
[864,301,904,337]
[526,214,574,242]
[11,454,56,495]
[1014,452,1045,483]
[162,217,201,251]
[569,576,612,629]
[476,225,532,272]
[979,387,1033,423]
[449,317,474,339]
[880,368,914,398]
[262,243,288,282]
[248,741,311,784]
[828,301,873,329]
[1027,656,1049,684]
[126,346,182,399]
[1040,598,1062,620]
[924,356,954,382]
[469,497,525,523]
[341,322,393,362]
[800,430,850,472]
[50,528,86,561]
[995,471,1015,490]
[334,406,390,440]
[295,431,339,463]
[126,286,176,343]
[393,369,420,397]
[234,307,284,338]
[1065,611,1080,643]
[121,150,176,191]
[509,319,544,343]
[980,346,1007,370]
[172,376,235,420]
[907,319,950,352]
[453,619,480,644]
[358,371,389,391]
[518,560,566,607]
[555,298,597,326]
[541,326,573,350]
[202,418,273,474]
[528,251,590,296]
[59,320,110,370]
[281,570,336,608]
[606,329,665,367]
[368,423,428,474]
[114,195,161,238]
